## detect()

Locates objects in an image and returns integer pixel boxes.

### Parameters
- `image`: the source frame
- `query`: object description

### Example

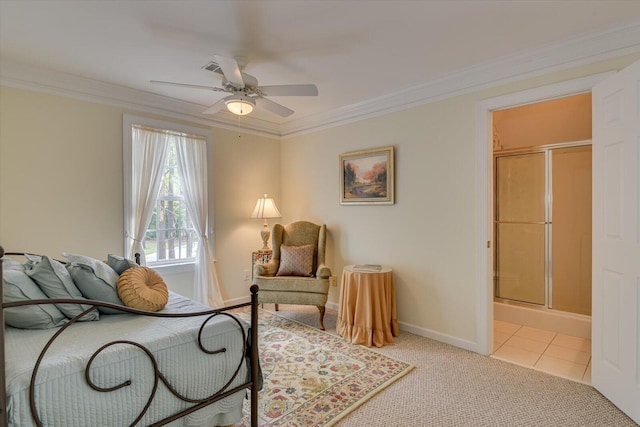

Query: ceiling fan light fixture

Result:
[225,94,255,115]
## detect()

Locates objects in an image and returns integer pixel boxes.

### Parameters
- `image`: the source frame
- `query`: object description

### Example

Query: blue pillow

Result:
[23,253,42,269]
[26,256,99,321]
[3,269,68,329]
[63,253,124,314]
[107,254,139,274]
[1,257,24,272]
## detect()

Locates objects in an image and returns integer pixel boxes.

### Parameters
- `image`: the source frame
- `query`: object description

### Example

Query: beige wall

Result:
[281,53,640,345]
[0,86,281,302]
[2,52,639,348]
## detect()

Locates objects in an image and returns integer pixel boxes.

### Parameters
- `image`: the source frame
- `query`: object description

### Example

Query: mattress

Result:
[5,292,250,426]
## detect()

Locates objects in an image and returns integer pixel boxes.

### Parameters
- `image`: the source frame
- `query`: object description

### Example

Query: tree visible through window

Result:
[126,122,205,267]
[124,115,222,306]
[145,140,198,264]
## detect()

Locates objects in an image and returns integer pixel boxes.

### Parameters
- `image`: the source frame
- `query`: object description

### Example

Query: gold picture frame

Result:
[340,146,394,205]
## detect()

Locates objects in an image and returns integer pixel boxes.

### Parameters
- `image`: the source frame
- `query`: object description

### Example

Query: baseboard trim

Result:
[240,299,480,352]
[326,301,478,352]
[225,295,251,307]
[326,301,339,311]
[397,321,479,353]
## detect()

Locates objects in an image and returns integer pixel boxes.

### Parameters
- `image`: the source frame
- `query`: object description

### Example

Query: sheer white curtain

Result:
[126,127,169,264]
[174,136,224,308]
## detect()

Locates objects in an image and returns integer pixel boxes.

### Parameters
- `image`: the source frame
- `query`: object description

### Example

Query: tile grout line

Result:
[493,321,592,384]
[533,333,556,367]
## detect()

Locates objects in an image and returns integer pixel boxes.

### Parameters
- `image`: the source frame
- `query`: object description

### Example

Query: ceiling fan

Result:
[151,55,318,117]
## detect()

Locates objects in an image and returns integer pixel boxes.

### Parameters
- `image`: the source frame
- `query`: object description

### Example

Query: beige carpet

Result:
[261,304,636,427]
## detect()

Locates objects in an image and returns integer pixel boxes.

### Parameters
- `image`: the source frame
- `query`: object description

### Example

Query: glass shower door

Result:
[495,153,546,305]
[550,146,592,315]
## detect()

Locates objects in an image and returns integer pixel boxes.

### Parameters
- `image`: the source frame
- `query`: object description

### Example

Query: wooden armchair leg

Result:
[275,303,279,311]
[317,305,326,330]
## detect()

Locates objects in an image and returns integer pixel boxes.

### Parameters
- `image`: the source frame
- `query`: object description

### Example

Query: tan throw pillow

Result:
[117,267,169,312]
[276,244,315,277]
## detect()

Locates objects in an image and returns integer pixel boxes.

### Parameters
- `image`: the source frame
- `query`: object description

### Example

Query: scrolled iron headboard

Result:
[0,246,259,427]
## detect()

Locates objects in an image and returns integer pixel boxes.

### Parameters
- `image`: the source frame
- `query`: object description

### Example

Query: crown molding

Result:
[280,22,640,138]
[0,61,282,138]
[2,22,639,139]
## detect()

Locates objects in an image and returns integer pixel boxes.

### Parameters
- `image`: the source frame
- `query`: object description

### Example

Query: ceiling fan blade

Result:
[256,97,294,117]
[150,80,227,92]
[258,84,318,97]
[202,97,229,115]
[213,55,245,89]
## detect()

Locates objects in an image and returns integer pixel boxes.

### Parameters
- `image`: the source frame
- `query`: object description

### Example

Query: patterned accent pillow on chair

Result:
[276,244,315,277]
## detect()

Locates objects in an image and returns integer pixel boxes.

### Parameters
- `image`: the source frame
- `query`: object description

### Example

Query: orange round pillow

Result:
[117,267,168,312]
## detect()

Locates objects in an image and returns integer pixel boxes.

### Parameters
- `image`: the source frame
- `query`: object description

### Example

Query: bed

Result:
[0,246,260,426]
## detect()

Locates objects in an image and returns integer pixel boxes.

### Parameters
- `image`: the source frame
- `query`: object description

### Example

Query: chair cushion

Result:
[276,244,314,277]
[254,275,330,294]
[117,267,168,312]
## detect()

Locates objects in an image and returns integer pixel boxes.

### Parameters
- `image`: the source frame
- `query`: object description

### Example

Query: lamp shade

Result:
[251,194,282,219]
[225,94,255,115]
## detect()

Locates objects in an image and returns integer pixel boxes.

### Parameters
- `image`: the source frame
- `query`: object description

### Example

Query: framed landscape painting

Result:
[340,146,394,205]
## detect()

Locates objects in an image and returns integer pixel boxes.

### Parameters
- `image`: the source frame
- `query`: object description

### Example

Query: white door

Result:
[592,59,640,424]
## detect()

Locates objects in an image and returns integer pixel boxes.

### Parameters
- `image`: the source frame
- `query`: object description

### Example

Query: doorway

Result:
[490,95,593,382]
[474,72,613,358]
[492,92,593,316]
[477,63,640,423]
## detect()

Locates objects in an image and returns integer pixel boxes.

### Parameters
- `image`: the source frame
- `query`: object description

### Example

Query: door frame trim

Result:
[475,72,613,355]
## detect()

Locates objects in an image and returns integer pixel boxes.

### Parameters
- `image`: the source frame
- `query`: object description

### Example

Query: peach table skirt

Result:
[336,265,399,347]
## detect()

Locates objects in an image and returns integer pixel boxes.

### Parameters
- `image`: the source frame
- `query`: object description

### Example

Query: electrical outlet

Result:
[243,269,250,281]
[329,275,337,286]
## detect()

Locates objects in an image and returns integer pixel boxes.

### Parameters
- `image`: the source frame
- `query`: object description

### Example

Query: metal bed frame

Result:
[0,246,259,427]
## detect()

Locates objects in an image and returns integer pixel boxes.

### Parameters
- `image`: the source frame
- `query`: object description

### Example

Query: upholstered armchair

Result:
[252,221,331,330]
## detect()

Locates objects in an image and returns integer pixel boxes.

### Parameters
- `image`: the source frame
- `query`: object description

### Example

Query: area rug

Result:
[233,309,414,426]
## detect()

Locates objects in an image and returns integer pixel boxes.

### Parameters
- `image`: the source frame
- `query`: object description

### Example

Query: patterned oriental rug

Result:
[234,309,414,426]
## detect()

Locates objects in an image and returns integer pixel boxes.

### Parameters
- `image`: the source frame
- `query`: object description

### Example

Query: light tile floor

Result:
[491,320,591,384]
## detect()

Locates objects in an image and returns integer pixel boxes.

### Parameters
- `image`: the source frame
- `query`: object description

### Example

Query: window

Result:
[145,138,198,265]
[123,115,214,271]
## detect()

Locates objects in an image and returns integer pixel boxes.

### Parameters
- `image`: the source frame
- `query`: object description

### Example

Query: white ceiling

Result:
[2,1,640,136]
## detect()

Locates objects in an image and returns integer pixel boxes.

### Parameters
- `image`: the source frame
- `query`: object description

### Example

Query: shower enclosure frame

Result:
[493,139,592,313]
